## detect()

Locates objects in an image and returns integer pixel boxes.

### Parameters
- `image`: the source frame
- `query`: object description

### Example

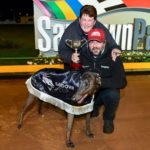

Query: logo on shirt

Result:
[101,65,110,69]
[82,65,90,68]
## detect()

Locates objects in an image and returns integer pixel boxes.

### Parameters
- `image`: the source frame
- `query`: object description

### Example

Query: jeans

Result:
[93,89,120,121]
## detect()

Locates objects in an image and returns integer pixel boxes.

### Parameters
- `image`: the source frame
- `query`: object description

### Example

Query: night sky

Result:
[0,0,33,21]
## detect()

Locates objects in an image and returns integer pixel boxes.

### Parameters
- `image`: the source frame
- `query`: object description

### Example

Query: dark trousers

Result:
[93,89,120,121]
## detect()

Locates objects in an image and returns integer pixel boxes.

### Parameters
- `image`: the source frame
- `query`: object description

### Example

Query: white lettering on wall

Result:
[37,16,51,52]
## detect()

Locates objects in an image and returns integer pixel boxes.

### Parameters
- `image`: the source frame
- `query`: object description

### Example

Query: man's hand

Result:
[111,48,121,61]
[71,52,80,63]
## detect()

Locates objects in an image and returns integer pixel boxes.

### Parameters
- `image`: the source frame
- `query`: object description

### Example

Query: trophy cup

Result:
[65,39,87,70]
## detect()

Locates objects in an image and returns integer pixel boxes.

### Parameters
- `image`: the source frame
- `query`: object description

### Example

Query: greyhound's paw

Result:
[86,132,94,138]
[41,114,45,118]
[66,141,75,148]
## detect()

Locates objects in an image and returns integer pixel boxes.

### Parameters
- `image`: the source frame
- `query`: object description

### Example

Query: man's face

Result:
[79,14,96,33]
[89,41,105,56]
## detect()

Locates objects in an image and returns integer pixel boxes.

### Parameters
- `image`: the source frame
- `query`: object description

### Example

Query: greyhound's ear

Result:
[81,71,90,79]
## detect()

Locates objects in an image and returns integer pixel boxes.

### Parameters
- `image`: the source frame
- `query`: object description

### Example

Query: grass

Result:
[0,24,39,65]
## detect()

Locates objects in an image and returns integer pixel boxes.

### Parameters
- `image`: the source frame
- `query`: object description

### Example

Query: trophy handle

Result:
[65,39,72,48]
[80,39,87,48]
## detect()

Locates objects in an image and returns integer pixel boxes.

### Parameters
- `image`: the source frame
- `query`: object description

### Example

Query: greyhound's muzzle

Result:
[72,72,101,104]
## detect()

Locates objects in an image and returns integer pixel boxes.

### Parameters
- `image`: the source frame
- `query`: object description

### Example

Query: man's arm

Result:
[101,58,127,89]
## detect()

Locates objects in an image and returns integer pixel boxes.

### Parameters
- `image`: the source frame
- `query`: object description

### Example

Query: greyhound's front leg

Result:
[17,93,35,129]
[38,99,43,115]
[85,113,94,138]
[66,113,75,148]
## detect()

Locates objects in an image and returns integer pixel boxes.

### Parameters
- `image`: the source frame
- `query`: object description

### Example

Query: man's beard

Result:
[92,48,101,56]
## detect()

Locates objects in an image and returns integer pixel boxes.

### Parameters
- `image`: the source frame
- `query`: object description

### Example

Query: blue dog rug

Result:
[26,68,94,115]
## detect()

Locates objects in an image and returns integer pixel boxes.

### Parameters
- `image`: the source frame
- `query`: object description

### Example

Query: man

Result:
[58,5,121,70]
[80,28,127,134]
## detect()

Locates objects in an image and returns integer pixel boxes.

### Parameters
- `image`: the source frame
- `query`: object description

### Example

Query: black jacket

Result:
[80,46,127,89]
[58,18,121,69]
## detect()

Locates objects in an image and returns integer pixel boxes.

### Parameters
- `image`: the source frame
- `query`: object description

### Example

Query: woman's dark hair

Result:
[79,5,97,20]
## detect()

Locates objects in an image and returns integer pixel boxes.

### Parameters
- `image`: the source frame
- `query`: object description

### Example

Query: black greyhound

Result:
[17,69,101,148]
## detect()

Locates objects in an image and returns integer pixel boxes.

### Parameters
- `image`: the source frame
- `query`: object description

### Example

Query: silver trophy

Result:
[65,39,87,69]
[65,39,87,54]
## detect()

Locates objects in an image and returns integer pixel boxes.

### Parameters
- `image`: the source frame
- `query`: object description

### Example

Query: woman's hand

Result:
[111,48,121,61]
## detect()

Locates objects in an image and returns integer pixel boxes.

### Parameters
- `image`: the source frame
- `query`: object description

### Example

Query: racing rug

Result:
[26,68,94,115]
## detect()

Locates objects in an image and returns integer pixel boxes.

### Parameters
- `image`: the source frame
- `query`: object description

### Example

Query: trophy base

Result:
[70,63,82,70]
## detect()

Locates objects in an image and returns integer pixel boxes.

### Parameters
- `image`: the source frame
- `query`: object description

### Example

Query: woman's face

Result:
[79,14,96,33]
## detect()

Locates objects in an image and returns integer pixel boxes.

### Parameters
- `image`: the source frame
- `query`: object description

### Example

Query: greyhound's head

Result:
[72,71,101,104]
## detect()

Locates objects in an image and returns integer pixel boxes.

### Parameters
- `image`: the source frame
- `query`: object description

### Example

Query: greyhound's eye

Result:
[80,79,88,88]
[82,79,89,87]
